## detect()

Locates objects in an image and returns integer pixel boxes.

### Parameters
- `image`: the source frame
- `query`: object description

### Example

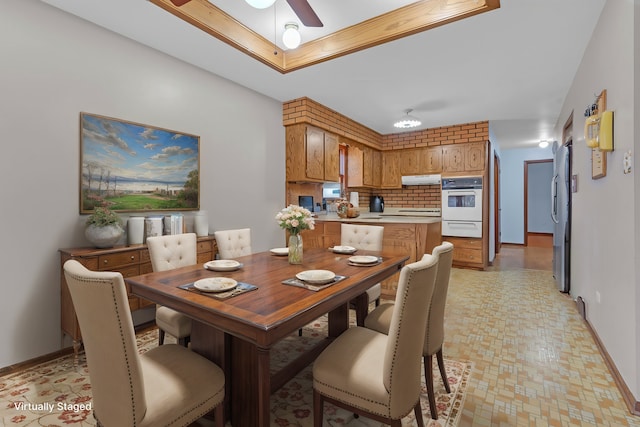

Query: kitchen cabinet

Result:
[381,151,401,188]
[311,219,441,297]
[286,124,339,183]
[59,235,218,361]
[400,147,443,175]
[348,145,381,188]
[444,236,485,269]
[442,142,486,173]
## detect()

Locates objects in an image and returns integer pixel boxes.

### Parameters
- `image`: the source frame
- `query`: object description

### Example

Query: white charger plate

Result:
[296,270,336,285]
[193,277,238,293]
[330,245,357,254]
[204,260,242,272]
[348,255,380,265]
[270,247,289,256]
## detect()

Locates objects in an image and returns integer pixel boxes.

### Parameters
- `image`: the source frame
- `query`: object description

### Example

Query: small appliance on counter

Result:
[370,195,384,213]
[298,195,314,212]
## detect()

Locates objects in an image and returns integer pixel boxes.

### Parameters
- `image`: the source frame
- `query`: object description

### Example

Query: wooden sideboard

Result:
[59,235,217,358]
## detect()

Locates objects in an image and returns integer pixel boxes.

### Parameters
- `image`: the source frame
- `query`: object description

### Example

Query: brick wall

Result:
[352,186,441,210]
[282,96,488,150]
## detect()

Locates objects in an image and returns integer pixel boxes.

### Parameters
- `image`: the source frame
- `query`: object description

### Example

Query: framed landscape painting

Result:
[80,112,200,213]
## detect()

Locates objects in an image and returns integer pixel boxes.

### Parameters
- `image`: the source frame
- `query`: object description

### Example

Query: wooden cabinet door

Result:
[464,142,485,171]
[347,146,363,187]
[371,149,382,187]
[423,147,442,173]
[442,145,464,172]
[323,132,340,182]
[305,126,325,180]
[400,148,420,175]
[381,151,401,188]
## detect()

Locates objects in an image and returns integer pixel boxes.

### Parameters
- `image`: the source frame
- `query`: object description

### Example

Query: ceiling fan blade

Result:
[170,0,191,6]
[286,0,323,27]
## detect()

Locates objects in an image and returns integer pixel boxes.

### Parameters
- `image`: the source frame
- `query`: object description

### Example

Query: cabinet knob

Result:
[103,260,108,264]
[131,256,135,260]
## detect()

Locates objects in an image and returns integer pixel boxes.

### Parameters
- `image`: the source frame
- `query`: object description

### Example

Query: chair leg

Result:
[424,354,438,420]
[158,328,165,345]
[313,389,324,427]
[298,328,303,336]
[436,348,451,393]
[214,401,224,427]
[375,297,380,307]
[178,336,190,347]
[414,401,426,427]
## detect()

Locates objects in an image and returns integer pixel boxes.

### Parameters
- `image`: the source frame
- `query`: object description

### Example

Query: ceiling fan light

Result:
[393,109,421,129]
[244,0,276,9]
[283,23,301,49]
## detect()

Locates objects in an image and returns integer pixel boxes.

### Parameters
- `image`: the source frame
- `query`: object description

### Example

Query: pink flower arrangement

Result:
[275,205,315,235]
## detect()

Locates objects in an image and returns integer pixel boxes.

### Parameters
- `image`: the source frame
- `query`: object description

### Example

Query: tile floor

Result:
[443,245,639,427]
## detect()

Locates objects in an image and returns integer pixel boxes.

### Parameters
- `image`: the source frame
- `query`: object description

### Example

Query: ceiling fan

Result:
[168,0,323,27]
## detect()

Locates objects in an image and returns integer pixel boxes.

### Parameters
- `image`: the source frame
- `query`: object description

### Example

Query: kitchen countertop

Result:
[314,210,441,224]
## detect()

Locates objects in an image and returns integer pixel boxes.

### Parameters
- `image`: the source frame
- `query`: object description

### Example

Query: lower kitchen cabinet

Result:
[309,220,442,297]
[59,235,218,359]
[443,236,485,269]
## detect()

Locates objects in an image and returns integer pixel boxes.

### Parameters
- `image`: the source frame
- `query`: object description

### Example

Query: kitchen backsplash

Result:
[350,186,441,209]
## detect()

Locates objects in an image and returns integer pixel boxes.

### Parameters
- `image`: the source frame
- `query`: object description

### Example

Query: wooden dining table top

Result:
[126,248,409,347]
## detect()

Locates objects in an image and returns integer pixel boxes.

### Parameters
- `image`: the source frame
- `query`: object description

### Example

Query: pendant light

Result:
[245,0,276,9]
[393,109,422,129]
[282,23,301,49]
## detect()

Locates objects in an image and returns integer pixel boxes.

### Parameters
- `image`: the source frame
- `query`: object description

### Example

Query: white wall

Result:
[0,0,285,367]
[497,146,553,244]
[555,0,637,398]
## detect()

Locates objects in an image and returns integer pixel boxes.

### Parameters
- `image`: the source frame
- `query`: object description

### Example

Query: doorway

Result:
[524,159,553,247]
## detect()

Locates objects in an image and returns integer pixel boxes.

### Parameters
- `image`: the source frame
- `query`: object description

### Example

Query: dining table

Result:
[125,247,409,427]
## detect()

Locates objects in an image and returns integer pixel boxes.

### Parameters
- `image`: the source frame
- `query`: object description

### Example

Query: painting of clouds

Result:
[80,113,199,213]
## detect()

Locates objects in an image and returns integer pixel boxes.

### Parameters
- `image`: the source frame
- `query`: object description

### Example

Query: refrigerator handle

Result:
[551,174,559,224]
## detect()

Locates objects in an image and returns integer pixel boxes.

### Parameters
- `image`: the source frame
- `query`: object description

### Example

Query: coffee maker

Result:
[369,195,384,213]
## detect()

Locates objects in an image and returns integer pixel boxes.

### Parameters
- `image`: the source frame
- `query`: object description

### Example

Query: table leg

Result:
[328,302,349,337]
[230,337,271,427]
[190,321,231,425]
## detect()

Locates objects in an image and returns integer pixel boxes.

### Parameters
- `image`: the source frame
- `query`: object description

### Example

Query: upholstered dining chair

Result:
[63,259,225,427]
[341,223,384,325]
[365,241,454,420]
[146,233,197,346]
[312,254,439,427]
[214,228,252,259]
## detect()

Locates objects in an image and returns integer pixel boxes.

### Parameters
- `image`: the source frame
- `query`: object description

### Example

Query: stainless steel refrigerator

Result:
[551,142,571,293]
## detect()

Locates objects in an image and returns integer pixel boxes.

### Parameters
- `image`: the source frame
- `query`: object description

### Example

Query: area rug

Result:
[0,316,471,427]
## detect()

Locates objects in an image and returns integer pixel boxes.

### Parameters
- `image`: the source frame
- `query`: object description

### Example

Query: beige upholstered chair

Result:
[146,233,197,346]
[214,228,252,259]
[365,241,454,420]
[63,259,225,427]
[341,223,384,325]
[312,254,438,427]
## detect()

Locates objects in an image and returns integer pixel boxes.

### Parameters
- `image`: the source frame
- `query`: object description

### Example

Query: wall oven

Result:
[441,176,483,238]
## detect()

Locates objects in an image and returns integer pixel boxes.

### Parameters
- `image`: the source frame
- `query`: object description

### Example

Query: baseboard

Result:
[0,321,158,376]
[578,300,640,416]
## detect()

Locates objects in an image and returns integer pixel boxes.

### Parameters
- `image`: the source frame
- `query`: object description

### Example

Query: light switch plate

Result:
[571,175,578,193]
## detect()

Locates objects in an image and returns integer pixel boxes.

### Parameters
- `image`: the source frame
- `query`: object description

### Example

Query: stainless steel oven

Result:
[441,176,483,237]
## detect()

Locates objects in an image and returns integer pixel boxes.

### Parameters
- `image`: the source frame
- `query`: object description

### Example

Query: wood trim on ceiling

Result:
[150,0,500,74]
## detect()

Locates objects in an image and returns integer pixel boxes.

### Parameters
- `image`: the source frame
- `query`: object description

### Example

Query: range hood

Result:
[401,174,441,186]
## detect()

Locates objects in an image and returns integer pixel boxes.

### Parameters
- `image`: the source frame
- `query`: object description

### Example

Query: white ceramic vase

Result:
[194,211,209,237]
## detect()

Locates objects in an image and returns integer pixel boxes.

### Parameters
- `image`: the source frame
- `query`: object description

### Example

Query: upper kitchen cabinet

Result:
[442,142,486,173]
[286,124,339,183]
[400,147,442,175]
[347,145,381,188]
[381,151,401,188]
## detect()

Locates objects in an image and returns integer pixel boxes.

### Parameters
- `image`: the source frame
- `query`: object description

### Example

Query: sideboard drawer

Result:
[99,251,140,270]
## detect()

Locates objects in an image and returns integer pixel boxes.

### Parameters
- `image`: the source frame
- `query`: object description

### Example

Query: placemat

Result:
[179,281,258,300]
[282,275,347,292]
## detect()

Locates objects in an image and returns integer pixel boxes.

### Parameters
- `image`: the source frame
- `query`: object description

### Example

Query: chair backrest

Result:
[383,254,438,417]
[422,241,454,356]
[146,233,197,272]
[214,228,252,259]
[63,259,146,426]
[340,224,384,251]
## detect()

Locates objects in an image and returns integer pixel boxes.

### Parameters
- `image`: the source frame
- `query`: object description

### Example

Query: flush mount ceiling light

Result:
[282,23,301,49]
[539,139,549,148]
[245,0,276,8]
[393,109,422,129]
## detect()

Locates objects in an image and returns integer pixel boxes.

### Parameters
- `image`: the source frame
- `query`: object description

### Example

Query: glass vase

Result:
[288,233,303,264]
